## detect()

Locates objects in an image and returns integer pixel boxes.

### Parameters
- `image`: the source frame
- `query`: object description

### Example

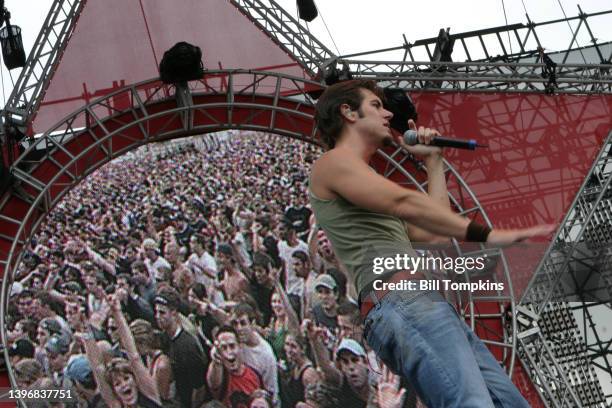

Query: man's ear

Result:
[340,104,355,122]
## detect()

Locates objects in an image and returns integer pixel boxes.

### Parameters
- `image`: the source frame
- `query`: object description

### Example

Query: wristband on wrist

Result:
[465,220,492,242]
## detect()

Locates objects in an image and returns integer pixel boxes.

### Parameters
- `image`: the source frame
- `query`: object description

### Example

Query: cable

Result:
[500,0,513,56]
[555,0,587,64]
[0,67,5,107]
[8,68,14,89]
[138,0,159,67]
[519,0,529,15]
[313,1,341,56]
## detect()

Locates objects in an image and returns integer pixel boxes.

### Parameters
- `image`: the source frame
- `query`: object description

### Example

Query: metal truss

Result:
[519,130,612,407]
[0,71,519,388]
[229,0,335,76]
[351,60,612,94]
[230,2,612,93]
[2,0,85,127]
[337,9,612,64]
[516,303,607,407]
[335,9,612,93]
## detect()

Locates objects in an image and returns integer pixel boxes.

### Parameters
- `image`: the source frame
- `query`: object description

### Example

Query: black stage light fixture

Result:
[383,88,418,134]
[159,42,204,84]
[322,61,353,86]
[0,9,25,70]
[432,28,454,63]
[307,61,353,100]
[297,0,318,22]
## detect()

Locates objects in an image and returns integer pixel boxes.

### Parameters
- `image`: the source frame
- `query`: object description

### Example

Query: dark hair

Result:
[314,79,384,149]
[215,325,238,340]
[155,287,181,311]
[18,319,38,342]
[232,303,257,322]
[252,252,272,271]
[190,282,207,300]
[291,250,309,263]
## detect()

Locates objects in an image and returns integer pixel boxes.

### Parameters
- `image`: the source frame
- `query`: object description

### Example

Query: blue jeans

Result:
[363,290,530,408]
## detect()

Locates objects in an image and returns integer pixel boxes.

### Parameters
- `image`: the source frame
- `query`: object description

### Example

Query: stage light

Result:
[0,8,26,70]
[432,28,454,62]
[296,0,318,22]
[321,61,352,86]
[159,42,204,84]
[383,88,418,134]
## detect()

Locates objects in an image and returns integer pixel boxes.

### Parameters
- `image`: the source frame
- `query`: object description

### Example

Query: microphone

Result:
[403,129,487,150]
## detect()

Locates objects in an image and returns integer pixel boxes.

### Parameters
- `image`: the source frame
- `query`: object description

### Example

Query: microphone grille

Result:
[403,129,418,146]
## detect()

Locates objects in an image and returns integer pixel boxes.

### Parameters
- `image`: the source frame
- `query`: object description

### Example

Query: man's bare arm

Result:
[312,152,470,239]
[404,153,452,243]
[312,151,554,243]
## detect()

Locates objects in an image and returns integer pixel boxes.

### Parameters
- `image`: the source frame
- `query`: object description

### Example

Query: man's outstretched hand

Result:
[487,224,556,245]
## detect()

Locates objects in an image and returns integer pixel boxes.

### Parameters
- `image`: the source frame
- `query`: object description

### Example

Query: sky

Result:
[0,0,611,105]
[1,0,611,398]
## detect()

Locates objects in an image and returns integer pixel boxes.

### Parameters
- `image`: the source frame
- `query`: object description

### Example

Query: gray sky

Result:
[1,0,611,105]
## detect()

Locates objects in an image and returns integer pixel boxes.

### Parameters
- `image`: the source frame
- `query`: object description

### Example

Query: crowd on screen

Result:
[7,132,420,408]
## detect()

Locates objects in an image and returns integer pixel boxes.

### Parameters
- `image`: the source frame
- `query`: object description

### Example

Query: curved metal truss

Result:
[518,130,612,408]
[0,70,518,388]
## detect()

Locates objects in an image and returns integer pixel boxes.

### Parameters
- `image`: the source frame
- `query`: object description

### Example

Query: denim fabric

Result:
[363,290,530,408]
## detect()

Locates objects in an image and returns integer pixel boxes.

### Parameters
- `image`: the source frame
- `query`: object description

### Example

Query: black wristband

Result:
[465,220,492,242]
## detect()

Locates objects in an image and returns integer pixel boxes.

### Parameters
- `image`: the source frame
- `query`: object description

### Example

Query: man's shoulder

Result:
[312,149,352,170]
[312,149,366,186]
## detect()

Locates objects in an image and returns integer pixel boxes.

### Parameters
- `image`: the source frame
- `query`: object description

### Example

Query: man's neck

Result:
[335,134,379,162]
[167,322,181,339]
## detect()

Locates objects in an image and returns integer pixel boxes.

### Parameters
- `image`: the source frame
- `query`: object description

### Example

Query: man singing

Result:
[308,79,552,407]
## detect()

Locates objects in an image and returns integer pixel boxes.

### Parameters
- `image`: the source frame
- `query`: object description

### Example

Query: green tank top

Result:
[309,188,418,295]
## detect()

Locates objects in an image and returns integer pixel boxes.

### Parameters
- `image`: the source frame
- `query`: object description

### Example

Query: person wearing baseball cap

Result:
[45,334,73,389]
[65,354,104,407]
[312,274,339,333]
[304,318,371,408]
[335,338,371,407]
[142,238,171,283]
